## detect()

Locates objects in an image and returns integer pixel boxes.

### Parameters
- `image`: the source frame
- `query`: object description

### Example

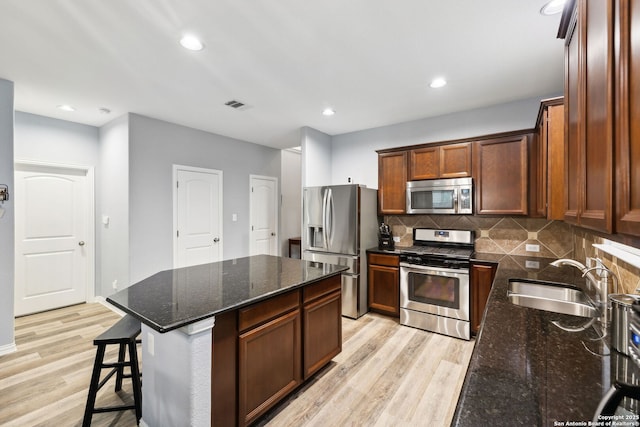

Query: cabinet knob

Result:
[78,241,85,246]
[213,237,220,243]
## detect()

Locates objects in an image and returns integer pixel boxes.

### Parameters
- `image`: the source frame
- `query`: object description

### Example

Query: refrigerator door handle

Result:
[327,188,333,248]
[322,188,329,249]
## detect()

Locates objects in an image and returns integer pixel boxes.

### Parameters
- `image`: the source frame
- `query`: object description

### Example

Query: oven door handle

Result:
[400,262,469,276]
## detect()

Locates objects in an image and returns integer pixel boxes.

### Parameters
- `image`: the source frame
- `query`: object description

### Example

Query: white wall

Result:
[0,79,15,353]
[330,95,556,188]
[301,126,332,187]
[280,149,301,256]
[14,111,101,294]
[98,115,130,296]
[128,114,281,284]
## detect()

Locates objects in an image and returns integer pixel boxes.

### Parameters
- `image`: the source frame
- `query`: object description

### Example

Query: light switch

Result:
[102,215,110,225]
[232,213,237,222]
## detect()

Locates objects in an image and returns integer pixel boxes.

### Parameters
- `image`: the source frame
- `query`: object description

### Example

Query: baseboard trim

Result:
[94,296,126,317]
[0,341,17,356]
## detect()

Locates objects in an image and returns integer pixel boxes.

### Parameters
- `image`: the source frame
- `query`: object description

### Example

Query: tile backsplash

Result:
[384,214,640,294]
[384,215,573,259]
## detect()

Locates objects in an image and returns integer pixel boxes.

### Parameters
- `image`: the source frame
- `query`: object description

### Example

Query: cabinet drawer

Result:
[239,290,300,332]
[368,253,399,267]
[303,274,341,304]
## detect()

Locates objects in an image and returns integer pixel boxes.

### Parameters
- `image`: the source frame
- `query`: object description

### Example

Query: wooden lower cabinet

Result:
[471,262,497,335]
[303,289,342,378]
[238,308,301,426]
[367,253,400,317]
[213,274,343,426]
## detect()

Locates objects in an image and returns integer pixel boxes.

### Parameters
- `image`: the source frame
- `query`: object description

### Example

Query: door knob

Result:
[78,241,85,246]
[213,237,220,243]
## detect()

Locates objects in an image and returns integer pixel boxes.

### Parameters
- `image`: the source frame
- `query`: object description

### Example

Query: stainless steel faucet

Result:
[550,258,618,330]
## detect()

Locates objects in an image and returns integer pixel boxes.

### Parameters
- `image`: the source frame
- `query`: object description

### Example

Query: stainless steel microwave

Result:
[406,177,473,214]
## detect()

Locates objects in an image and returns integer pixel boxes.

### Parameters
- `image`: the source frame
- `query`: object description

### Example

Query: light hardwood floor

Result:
[0,304,474,427]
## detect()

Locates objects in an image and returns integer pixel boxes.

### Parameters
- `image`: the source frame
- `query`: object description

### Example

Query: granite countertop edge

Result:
[106,256,349,334]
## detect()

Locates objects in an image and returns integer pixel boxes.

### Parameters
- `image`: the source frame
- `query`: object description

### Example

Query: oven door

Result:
[400,263,470,321]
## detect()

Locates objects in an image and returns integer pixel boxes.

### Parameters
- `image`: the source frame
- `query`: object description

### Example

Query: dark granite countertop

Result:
[107,255,348,333]
[452,253,640,426]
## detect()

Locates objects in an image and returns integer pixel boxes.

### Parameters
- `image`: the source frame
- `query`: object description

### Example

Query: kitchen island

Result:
[452,254,640,426]
[107,254,348,427]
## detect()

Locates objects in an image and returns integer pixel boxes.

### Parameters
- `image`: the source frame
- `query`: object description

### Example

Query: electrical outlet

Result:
[525,244,540,253]
[525,260,540,269]
[112,280,118,290]
[147,332,154,356]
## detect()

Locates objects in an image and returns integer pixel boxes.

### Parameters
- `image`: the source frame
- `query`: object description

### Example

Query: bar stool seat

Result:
[82,314,142,426]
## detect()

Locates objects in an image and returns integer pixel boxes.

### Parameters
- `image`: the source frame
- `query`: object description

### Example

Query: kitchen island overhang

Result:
[107,255,348,427]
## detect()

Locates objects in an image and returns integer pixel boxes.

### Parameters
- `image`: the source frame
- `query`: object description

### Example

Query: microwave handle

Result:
[453,188,459,214]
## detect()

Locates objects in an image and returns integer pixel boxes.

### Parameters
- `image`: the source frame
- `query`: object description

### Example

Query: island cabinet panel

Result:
[615,0,640,236]
[238,308,302,426]
[470,262,497,335]
[473,134,530,215]
[238,290,300,332]
[562,0,614,233]
[303,290,341,378]
[212,310,238,427]
[367,253,400,317]
[378,151,407,214]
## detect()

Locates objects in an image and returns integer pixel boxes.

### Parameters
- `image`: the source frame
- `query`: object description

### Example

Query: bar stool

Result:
[82,314,142,426]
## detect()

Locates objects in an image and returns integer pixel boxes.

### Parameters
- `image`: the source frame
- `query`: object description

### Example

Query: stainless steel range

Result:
[399,228,474,340]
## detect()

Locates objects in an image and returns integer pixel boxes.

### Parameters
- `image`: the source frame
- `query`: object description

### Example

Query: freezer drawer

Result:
[303,251,359,274]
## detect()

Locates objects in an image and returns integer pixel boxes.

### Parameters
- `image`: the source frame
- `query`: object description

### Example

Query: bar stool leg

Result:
[115,342,126,392]
[83,343,106,427]
[128,338,143,424]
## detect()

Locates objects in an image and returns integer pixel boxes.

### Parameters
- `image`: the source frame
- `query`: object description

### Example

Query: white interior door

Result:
[250,175,278,256]
[14,163,93,316]
[174,166,223,268]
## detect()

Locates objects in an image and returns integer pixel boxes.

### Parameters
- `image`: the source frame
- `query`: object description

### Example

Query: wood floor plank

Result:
[1,304,475,427]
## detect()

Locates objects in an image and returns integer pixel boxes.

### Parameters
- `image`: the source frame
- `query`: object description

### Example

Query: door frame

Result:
[14,160,96,306]
[172,164,224,268]
[249,174,279,256]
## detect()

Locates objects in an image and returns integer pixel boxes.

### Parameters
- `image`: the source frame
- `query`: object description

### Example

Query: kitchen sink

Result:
[507,279,598,318]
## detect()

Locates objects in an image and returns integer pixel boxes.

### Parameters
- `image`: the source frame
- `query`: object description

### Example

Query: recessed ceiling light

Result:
[429,78,447,89]
[180,34,204,51]
[322,108,336,116]
[57,104,75,112]
[540,0,566,15]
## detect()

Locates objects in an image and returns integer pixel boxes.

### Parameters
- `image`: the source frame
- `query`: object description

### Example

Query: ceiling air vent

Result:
[224,100,252,111]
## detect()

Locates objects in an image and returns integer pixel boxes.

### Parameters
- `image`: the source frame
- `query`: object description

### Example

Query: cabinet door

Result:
[615,0,640,236]
[378,152,407,214]
[473,134,529,215]
[303,290,342,379]
[368,263,400,317]
[563,0,614,232]
[440,142,472,178]
[471,263,497,335]
[409,146,439,180]
[547,104,566,220]
[565,6,582,225]
[581,0,614,232]
[238,309,301,426]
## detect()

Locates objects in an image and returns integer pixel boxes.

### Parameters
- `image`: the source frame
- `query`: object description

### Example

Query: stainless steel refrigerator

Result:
[302,184,378,319]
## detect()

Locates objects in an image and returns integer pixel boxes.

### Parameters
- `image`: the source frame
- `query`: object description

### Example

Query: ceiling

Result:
[0,0,565,150]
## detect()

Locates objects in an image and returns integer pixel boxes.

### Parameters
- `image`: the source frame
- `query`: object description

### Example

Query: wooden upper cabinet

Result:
[409,146,439,180]
[440,143,472,178]
[561,0,614,233]
[473,134,530,215]
[408,142,471,180]
[535,98,565,220]
[615,0,640,236]
[378,151,407,214]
